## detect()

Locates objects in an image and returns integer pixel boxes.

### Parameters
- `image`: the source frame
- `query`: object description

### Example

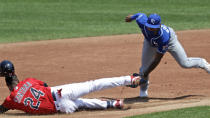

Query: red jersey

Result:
[2,78,57,114]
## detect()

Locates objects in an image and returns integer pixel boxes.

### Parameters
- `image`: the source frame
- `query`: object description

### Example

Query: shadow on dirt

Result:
[123,95,204,104]
[100,95,204,104]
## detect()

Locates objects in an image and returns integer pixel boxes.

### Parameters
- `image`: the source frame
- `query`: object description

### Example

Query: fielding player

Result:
[125,13,210,97]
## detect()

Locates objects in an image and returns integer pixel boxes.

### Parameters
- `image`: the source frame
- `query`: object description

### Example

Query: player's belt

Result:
[52,92,57,101]
[52,92,60,112]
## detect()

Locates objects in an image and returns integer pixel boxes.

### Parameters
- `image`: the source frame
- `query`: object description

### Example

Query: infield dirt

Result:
[0,29,210,118]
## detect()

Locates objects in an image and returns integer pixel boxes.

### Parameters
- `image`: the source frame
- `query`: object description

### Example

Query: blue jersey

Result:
[131,13,171,54]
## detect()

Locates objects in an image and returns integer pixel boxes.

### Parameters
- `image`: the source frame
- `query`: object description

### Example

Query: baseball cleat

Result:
[203,59,210,74]
[126,76,140,88]
[140,80,149,98]
[140,89,148,98]
[131,75,140,86]
[113,100,124,109]
[107,99,124,109]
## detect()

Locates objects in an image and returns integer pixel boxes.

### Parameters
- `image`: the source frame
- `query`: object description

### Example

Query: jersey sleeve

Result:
[131,13,148,29]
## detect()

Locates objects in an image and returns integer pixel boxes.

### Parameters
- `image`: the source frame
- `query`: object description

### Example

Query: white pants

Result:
[50,76,131,113]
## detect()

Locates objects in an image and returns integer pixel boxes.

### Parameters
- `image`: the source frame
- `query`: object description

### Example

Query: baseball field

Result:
[0,0,210,118]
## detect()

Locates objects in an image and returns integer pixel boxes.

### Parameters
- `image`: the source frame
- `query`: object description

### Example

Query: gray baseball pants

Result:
[139,27,207,94]
[140,27,206,77]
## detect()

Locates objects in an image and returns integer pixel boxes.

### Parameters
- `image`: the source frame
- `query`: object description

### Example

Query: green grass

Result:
[126,106,210,118]
[0,0,210,43]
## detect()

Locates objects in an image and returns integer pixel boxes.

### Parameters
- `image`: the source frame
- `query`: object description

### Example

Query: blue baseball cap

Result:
[145,14,161,29]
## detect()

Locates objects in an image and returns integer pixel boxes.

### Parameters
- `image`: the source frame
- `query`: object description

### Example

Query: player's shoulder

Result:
[161,25,170,35]
[159,25,170,43]
[161,24,169,31]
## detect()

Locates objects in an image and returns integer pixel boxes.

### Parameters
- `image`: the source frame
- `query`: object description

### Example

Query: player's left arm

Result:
[0,105,9,114]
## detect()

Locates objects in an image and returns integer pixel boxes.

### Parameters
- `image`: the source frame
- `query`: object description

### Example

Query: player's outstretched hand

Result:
[125,15,133,22]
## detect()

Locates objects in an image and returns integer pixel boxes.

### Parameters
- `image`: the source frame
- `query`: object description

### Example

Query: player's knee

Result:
[179,59,191,68]
[58,99,77,114]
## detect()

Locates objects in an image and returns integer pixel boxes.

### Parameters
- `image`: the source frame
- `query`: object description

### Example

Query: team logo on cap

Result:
[151,19,156,24]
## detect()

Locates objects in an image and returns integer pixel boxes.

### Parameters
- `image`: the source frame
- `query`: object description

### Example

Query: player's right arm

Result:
[0,105,9,113]
[125,13,147,28]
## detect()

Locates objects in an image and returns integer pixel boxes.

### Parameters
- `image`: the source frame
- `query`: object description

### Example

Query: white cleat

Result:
[139,81,149,98]
[113,100,124,109]
[203,59,210,74]
[131,76,140,86]
[126,75,140,88]
[140,89,148,98]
